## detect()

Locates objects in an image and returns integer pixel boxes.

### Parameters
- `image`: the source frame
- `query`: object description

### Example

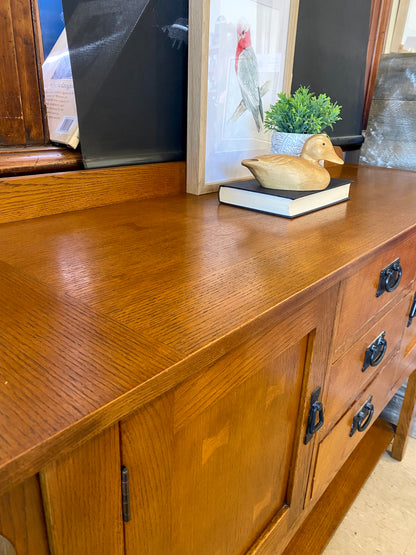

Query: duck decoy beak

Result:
[325,148,344,165]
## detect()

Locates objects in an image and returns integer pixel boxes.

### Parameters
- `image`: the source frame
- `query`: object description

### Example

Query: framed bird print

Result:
[187,0,299,194]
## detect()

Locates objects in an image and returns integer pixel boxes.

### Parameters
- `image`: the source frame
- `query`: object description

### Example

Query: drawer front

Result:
[335,236,416,351]
[325,294,411,425]
[311,356,403,499]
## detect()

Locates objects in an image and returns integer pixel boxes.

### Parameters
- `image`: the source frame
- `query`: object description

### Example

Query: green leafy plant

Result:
[264,86,342,134]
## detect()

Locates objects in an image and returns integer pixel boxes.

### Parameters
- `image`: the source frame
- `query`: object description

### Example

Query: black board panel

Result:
[291,0,371,147]
[62,0,188,168]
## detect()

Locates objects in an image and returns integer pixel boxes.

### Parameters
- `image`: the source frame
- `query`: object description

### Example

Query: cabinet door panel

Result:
[41,424,124,555]
[122,336,308,555]
[121,290,338,555]
[121,392,174,555]
[172,336,307,555]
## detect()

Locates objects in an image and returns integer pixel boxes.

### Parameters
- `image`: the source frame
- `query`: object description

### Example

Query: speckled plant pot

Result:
[271,131,313,156]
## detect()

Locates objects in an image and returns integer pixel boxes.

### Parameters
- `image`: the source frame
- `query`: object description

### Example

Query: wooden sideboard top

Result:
[0,163,415,494]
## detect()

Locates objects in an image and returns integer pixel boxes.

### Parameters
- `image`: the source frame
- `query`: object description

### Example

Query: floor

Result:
[322,435,416,554]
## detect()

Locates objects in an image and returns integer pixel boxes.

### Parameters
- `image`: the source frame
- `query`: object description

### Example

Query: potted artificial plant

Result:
[264,86,342,156]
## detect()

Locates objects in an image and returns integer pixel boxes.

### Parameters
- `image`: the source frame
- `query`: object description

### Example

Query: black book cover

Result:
[219,177,352,199]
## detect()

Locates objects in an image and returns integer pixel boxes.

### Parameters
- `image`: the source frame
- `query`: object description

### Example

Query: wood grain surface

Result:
[41,425,124,555]
[391,368,416,460]
[333,234,416,353]
[0,161,185,224]
[0,146,83,177]
[0,165,415,356]
[0,163,416,504]
[363,0,393,130]
[0,261,180,495]
[325,293,412,426]
[312,352,407,501]
[0,0,46,146]
[121,393,174,555]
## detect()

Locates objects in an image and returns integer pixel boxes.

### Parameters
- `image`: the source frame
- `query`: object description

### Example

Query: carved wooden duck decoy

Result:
[241,134,344,191]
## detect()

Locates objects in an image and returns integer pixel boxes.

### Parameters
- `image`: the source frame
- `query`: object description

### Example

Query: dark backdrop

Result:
[291,0,371,147]
[62,0,371,168]
[62,0,188,168]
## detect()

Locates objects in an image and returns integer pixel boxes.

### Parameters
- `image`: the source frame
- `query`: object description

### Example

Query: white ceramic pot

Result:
[271,131,313,156]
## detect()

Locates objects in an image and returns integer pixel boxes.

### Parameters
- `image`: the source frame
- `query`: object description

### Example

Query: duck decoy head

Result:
[301,134,344,165]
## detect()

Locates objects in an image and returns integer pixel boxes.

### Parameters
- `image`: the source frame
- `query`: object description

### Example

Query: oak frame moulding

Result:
[186,0,299,195]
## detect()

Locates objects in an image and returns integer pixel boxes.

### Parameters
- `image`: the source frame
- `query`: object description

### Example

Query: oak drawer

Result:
[335,236,416,351]
[325,293,411,425]
[311,355,404,499]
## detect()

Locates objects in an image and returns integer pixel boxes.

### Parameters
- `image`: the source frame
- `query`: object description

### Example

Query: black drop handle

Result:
[304,387,324,444]
[407,293,416,327]
[350,396,374,437]
[377,258,402,297]
[362,331,387,372]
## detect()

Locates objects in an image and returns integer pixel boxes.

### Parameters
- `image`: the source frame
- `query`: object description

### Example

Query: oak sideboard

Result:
[0,162,415,554]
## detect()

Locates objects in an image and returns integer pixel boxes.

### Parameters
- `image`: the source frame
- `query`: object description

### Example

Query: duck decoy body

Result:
[241,134,344,191]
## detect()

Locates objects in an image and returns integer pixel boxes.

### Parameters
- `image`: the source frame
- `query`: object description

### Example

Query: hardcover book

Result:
[218,177,351,218]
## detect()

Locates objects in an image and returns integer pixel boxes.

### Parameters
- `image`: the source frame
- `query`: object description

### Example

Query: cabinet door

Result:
[41,424,124,555]
[120,290,337,555]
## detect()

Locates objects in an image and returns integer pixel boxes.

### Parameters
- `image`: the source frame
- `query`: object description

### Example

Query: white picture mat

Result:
[205,0,291,185]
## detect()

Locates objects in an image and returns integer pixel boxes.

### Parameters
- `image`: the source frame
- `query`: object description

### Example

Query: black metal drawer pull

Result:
[304,387,324,444]
[407,293,416,327]
[376,258,402,297]
[362,331,387,372]
[350,396,374,436]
